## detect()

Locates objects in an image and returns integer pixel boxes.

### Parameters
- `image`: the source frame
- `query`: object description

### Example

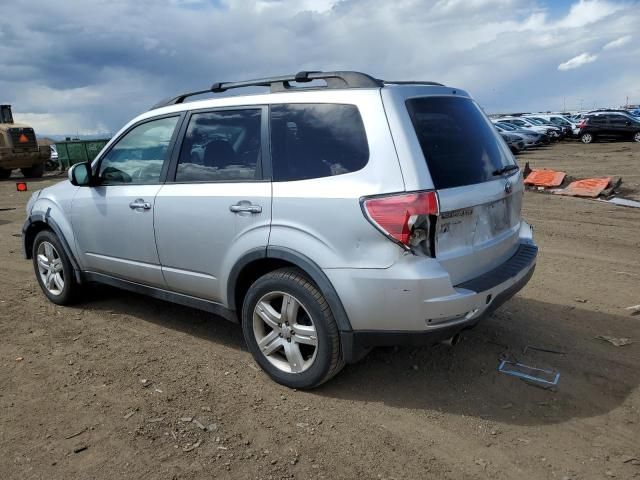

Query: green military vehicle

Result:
[0,104,50,179]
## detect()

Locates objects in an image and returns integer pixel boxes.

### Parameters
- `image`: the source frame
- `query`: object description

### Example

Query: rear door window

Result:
[175,109,262,182]
[406,96,514,189]
[270,103,369,181]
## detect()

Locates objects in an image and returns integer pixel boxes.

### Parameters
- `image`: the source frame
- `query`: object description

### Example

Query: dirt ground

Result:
[1,141,639,480]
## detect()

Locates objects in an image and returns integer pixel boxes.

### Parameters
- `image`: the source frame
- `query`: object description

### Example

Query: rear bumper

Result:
[333,224,537,363]
[341,262,535,362]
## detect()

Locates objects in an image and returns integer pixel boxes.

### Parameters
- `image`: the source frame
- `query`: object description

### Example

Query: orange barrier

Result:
[524,169,566,187]
[554,177,611,198]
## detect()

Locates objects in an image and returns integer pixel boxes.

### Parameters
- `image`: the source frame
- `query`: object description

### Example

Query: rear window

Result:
[406,96,514,189]
[270,103,369,182]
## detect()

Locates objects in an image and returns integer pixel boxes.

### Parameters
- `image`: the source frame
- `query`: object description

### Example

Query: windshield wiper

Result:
[492,165,519,176]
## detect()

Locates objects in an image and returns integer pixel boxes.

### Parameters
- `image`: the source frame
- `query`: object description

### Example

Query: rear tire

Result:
[580,132,594,144]
[32,230,79,305]
[633,132,640,143]
[0,167,11,179]
[21,163,45,178]
[242,268,344,389]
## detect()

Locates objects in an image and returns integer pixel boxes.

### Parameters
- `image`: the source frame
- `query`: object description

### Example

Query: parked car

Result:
[498,131,526,154]
[22,70,537,389]
[526,115,578,138]
[497,117,559,140]
[493,122,548,146]
[521,117,565,139]
[578,112,640,143]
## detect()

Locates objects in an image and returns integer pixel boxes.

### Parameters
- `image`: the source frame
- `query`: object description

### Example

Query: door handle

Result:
[129,199,151,210]
[229,202,262,214]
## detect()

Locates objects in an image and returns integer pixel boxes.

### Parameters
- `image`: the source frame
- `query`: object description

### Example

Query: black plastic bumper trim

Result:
[455,243,537,293]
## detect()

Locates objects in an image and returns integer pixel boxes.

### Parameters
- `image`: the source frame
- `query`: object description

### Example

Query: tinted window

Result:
[176,109,261,182]
[98,116,179,184]
[406,96,514,189]
[608,114,628,125]
[270,104,369,182]
[589,115,608,125]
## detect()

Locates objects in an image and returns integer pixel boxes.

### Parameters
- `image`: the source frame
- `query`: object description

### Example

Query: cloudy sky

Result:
[1,0,638,135]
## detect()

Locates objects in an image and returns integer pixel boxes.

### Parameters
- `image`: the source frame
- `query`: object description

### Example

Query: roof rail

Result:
[151,70,383,110]
[383,80,445,87]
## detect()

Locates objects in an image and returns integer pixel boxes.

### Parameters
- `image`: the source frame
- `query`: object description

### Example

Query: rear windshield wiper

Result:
[492,165,519,176]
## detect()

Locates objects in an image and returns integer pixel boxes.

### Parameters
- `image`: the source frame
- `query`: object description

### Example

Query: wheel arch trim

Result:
[22,209,82,283]
[227,246,353,333]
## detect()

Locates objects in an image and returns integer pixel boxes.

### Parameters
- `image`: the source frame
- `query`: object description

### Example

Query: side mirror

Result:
[68,162,92,186]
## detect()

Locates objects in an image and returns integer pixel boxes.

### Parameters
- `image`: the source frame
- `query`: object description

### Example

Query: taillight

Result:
[361,191,439,256]
[578,120,585,129]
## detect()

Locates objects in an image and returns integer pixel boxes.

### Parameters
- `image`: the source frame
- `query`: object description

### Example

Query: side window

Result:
[175,109,262,182]
[270,103,369,182]
[590,115,607,125]
[608,114,626,126]
[98,116,179,185]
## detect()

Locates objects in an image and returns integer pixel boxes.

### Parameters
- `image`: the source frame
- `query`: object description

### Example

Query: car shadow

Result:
[78,283,246,349]
[74,287,639,427]
[318,296,640,426]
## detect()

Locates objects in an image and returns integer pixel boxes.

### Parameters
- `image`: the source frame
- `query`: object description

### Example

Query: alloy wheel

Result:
[36,241,64,296]
[581,133,592,144]
[634,132,640,142]
[252,291,318,374]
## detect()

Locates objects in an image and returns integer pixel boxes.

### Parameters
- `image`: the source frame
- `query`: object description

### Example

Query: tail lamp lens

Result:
[362,191,439,252]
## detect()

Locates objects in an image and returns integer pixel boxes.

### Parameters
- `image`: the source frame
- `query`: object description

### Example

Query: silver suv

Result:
[22,71,537,389]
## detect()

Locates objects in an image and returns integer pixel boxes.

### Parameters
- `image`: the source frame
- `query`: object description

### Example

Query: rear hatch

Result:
[405,95,523,285]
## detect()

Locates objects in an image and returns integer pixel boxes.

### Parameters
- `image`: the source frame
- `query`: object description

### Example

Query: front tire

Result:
[580,132,594,144]
[633,132,640,143]
[32,230,79,305]
[242,268,344,389]
[21,163,45,178]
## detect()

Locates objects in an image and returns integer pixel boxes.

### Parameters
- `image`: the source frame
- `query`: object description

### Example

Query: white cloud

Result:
[603,34,632,49]
[558,52,599,71]
[14,112,110,136]
[555,0,624,28]
[1,0,639,133]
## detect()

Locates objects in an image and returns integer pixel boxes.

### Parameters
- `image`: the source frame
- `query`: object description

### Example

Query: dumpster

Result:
[55,138,110,170]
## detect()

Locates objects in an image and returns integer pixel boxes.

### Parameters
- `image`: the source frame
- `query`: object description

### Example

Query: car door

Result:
[153,106,271,302]
[71,114,182,287]
[589,115,607,138]
[610,114,635,138]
